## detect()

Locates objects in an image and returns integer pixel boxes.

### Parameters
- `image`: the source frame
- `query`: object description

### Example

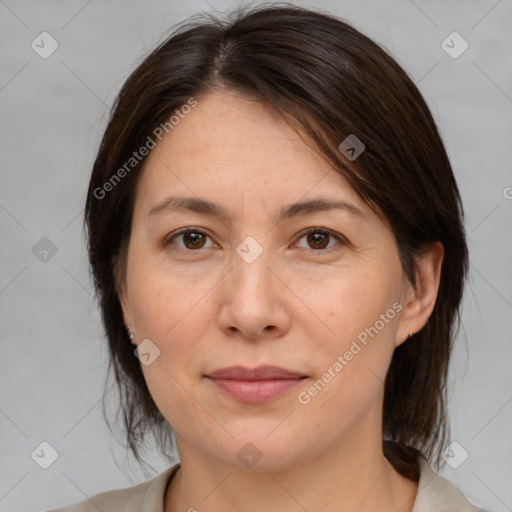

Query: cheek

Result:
[297,309,396,436]
[131,276,209,425]
[297,263,401,344]
[127,257,214,341]
[140,361,211,440]
[126,258,217,388]
[297,267,400,400]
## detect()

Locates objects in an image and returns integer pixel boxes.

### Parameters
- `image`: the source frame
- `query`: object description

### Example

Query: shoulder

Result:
[45,464,180,512]
[412,456,489,512]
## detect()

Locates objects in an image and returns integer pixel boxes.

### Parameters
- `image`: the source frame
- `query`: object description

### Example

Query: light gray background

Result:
[1,1,511,511]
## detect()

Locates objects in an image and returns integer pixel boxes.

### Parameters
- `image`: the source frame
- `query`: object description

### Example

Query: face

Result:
[119,89,421,471]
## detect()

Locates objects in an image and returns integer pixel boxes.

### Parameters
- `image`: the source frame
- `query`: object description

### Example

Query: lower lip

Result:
[206,377,305,403]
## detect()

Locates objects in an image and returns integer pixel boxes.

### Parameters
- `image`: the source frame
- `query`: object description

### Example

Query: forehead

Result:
[134,90,368,218]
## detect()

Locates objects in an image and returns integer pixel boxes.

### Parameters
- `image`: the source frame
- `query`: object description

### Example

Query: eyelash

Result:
[163,227,346,254]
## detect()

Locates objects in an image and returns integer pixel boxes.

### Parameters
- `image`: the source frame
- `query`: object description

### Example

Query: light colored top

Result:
[47,456,487,512]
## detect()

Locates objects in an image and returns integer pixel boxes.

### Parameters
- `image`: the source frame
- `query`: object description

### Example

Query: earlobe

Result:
[396,241,444,346]
[119,293,137,345]
[125,324,135,342]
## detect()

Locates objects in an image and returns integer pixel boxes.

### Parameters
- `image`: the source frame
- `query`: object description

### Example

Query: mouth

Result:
[204,365,308,403]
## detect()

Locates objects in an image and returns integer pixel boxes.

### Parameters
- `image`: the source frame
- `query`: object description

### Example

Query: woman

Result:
[49,4,488,511]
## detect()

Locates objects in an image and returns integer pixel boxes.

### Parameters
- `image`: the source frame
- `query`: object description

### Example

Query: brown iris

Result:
[307,232,330,249]
[183,232,207,249]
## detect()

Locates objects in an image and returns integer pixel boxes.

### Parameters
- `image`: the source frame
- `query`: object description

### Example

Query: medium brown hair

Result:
[84,3,468,478]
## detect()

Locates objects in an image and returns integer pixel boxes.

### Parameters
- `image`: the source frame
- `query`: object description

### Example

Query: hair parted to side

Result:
[84,3,468,479]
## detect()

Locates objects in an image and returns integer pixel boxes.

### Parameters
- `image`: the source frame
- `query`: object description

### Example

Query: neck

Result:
[164,435,418,512]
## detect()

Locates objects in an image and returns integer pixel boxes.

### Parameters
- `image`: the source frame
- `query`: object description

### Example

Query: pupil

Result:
[185,232,204,249]
[308,232,328,249]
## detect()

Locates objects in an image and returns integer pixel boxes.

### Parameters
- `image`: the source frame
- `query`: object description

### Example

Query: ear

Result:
[114,251,133,330]
[396,241,444,347]
[119,286,132,328]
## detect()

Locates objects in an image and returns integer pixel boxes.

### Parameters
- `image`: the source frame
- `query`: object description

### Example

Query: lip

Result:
[205,365,307,403]
[206,365,306,380]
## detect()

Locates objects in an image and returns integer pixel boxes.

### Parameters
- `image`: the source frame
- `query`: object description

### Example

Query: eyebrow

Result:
[147,195,367,224]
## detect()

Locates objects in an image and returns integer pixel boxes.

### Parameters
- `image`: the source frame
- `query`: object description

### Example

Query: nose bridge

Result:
[217,234,288,338]
[232,235,273,300]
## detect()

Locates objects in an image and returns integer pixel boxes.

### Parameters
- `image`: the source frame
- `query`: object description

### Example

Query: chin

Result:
[209,429,307,472]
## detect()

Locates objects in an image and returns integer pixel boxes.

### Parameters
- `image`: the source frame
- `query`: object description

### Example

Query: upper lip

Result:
[206,365,306,380]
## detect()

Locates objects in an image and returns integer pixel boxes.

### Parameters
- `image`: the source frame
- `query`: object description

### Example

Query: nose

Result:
[216,246,291,341]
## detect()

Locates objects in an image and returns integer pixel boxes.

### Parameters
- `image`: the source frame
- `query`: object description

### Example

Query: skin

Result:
[119,89,444,512]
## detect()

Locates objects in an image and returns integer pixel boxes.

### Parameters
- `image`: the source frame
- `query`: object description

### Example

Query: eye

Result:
[165,228,215,250]
[164,227,345,253]
[295,228,344,251]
